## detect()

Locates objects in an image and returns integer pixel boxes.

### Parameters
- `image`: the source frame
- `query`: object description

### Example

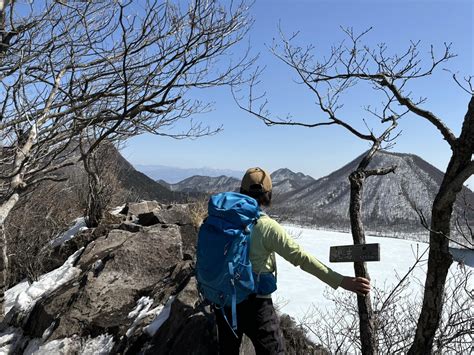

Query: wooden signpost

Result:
[329,243,380,263]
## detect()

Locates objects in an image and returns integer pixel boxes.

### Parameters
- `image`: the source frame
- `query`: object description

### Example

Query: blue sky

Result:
[122,0,473,185]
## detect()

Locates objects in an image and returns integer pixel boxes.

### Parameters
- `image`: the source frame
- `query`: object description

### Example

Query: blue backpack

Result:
[196,192,260,330]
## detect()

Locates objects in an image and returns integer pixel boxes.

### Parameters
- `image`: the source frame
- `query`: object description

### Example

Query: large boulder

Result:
[135,203,198,258]
[137,204,192,226]
[123,201,161,219]
[23,224,183,341]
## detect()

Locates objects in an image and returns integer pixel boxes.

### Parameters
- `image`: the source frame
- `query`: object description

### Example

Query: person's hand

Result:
[340,276,371,296]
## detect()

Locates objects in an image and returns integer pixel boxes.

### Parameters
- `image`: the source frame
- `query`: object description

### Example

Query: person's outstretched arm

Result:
[261,217,371,294]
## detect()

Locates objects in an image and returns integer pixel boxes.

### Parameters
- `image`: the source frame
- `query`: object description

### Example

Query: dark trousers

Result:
[214,295,285,355]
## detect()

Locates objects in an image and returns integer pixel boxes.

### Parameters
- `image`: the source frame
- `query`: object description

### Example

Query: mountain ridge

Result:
[159,168,316,196]
[269,150,474,240]
[133,164,244,183]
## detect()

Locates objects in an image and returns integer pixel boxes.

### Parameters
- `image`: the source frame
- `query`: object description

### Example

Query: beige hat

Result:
[241,167,272,193]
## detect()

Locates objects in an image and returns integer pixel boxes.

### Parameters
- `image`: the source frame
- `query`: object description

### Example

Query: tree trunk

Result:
[409,96,474,354]
[408,206,452,354]
[0,192,19,315]
[86,171,103,228]
[349,170,378,355]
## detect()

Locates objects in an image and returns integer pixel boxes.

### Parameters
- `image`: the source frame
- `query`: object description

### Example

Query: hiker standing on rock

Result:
[197,167,371,355]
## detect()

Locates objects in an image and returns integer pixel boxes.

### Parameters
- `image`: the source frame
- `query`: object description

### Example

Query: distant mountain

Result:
[167,175,241,194]
[270,151,474,239]
[271,168,315,197]
[109,148,188,203]
[156,179,172,190]
[165,168,316,196]
[133,164,243,183]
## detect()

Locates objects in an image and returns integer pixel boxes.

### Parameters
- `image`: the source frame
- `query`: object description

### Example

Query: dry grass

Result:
[5,180,82,284]
[189,197,209,228]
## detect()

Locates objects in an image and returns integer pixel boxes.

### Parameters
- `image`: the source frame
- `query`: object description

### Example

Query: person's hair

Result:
[240,187,272,207]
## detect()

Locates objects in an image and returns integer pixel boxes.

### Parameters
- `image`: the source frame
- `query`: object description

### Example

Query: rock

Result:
[100,212,124,225]
[78,229,134,268]
[44,224,112,274]
[22,224,183,341]
[137,212,159,226]
[125,201,161,218]
[143,277,218,355]
[137,204,193,226]
[240,336,256,355]
[118,222,142,233]
[136,204,197,257]
[177,224,198,259]
[151,260,193,305]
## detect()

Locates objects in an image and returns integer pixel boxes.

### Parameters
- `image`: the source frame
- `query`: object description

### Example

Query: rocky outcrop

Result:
[2,200,318,354]
[2,201,210,354]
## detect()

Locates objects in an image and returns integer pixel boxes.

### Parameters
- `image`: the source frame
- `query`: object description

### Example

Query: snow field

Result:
[274,226,473,324]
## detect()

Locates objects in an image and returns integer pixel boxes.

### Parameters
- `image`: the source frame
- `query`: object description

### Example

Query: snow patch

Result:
[4,280,29,315]
[0,327,26,354]
[41,321,56,341]
[80,334,115,355]
[110,205,126,215]
[126,296,154,338]
[125,295,175,338]
[144,296,175,336]
[0,328,17,346]
[5,248,84,316]
[24,334,114,355]
[50,218,88,247]
[274,226,473,345]
[24,337,80,355]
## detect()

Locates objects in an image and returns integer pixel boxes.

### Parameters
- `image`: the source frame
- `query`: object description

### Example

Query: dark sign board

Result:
[329,243,380,263]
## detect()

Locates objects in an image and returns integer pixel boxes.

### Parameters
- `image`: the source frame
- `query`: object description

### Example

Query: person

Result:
[214,167,371,355]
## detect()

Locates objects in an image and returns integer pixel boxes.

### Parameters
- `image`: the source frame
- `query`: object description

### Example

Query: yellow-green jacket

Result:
[249,214,344,290]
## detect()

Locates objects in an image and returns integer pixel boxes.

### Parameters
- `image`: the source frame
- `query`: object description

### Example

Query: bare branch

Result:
[365,165,397,177]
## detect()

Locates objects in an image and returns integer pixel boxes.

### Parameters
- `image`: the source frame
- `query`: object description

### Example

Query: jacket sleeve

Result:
[262,219,344,289]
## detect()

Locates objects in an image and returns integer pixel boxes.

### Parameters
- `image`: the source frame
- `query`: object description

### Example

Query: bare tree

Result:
[0,0,252,309]
[78,137,122,228]
[236,27,473,353]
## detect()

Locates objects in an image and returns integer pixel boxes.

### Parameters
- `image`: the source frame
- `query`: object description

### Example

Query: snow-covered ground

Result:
[274,226,473,324]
